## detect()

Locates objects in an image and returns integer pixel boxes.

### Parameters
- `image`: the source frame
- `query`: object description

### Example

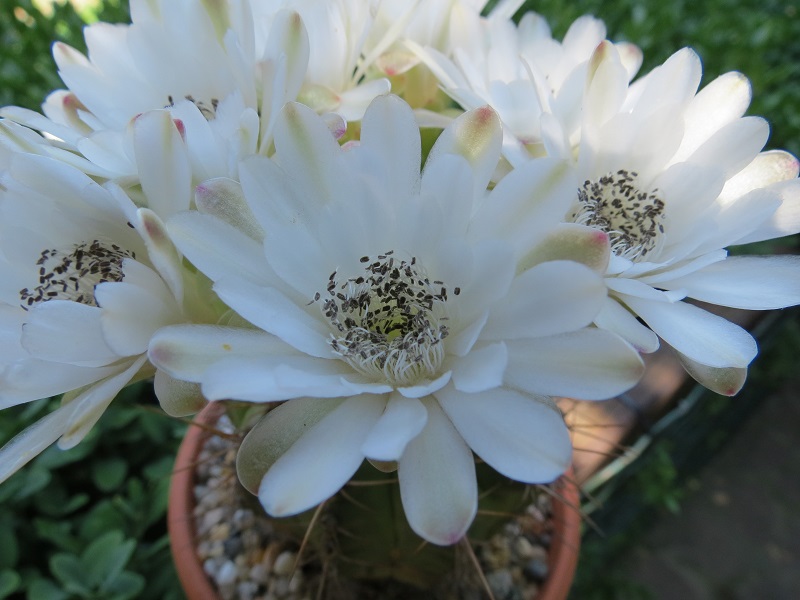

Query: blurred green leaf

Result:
[49,552,91,596]
[26,578,70,600]
[0,569,20,599]
[81,530,135,590]
[91,458,128,493]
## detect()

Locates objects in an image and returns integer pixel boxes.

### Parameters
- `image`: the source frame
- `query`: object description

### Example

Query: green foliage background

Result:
[0,1,797,599]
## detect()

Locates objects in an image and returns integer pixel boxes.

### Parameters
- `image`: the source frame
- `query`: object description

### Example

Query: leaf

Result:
[0,570,20,599]
[80,530,136,590]
[27,579,70,600]
[101,571,145,600]
[0,520,18,570]
[49,553,91,596]
[35,518,81,554]
[91,458,128,492]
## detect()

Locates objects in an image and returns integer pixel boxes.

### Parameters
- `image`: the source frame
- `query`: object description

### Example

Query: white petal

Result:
[675,72,752,162]
[518,223,611,275]
[58,355,147,449]
[622,296,758,368]
[148,325,287,381]
[21,301,119,367]
[436,386,571,483]
[663,255,800,310]
[258,395,385,517]
[201,355,391,402]
[213,278,332,358]
[358,94,421,198]
[336,78,392,121]
[676,351,747,396]
[722,150,799,200]
[396,371,452,399]
[0,400,71,484]
[168,211,276,283]
[361,393,427,461]
[0,360,119,408]
[594,296,660,353]
[398,397,477,546]
[427,105,502,198]
[273,101,343,206]
[133,110,192,219]
[132,208,184,303]
[685,116,769,179]
[482,261,605,340]
[451,342,508,393]
[734,178,800,245]
[237,397,344,494]
[470,158,575,250]
[96,279,179,356]
[505,329,644,400]
[195,177,264,242]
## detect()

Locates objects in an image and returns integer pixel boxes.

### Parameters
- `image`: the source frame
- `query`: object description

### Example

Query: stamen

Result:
[569,170,666,261]
[19,240,135,310]
[314,253,450,386]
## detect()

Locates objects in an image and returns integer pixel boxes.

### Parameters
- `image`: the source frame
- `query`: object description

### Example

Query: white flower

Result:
[0,150,192,483]
[554,45,800,393]
[149,95,644,545]
[421,14,800,392]
[0,0,310,182]
[411,11,642,160]
[248,0,393,120]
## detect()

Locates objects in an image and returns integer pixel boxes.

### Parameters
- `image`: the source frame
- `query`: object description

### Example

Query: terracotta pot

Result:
[169,404,581,600]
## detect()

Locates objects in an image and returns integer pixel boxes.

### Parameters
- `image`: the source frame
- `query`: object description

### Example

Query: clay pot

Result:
[168,405,581,600]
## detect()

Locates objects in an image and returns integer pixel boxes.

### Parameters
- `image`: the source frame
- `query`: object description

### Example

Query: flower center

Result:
[19,240,135,310]
[569,170,666,261]
[315,252,452,386]
[166,94,219,120]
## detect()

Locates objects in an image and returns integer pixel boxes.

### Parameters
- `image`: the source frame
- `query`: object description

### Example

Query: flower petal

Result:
[167,211,276,283]
[258,395,385,517]
[663,255,800,310]
[195,177,264,242]
[58,355,148,449]
[21,301,119,367]
[398,396,477,546]
[201,355,391,402]
[451,342,508,393]
[518,223,610,275]
[358,94,421,198]
[594,296,660,353]
[622,296,758,368]
[133,110,192,219]
[0,400,71,484]
[361,393,428,461]
[237,397,344,494]
[148,324,288,381]
[505,329,644,400]
[426,105,502,199]
[676,351,747,396]
[153,369,206,417]
[213,277,332,358]
[482,261,606,340]
[436,385,571,483]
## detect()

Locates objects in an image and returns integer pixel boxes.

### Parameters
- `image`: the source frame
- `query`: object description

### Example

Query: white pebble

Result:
[273,551,296,576]
[216,560,238,585]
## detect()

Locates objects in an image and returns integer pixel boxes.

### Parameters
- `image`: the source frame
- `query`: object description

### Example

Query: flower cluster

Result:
[0,0,798,546]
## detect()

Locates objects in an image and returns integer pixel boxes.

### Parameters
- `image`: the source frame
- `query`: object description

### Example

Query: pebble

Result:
[523,558,549,582]
[272,551,296,576]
